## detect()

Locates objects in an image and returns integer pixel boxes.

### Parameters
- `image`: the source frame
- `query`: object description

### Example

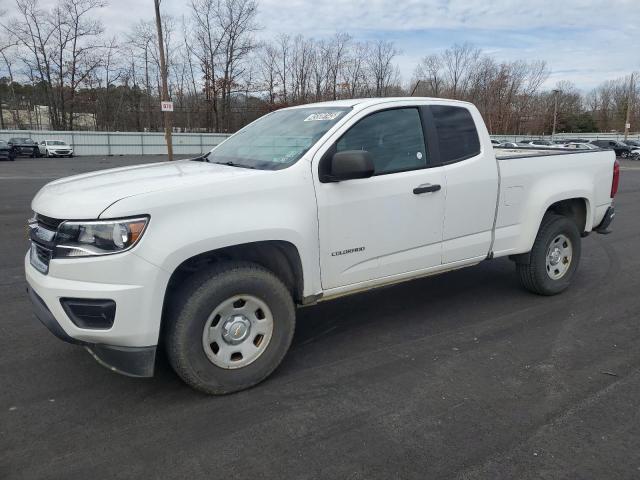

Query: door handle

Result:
[413,183,441,194]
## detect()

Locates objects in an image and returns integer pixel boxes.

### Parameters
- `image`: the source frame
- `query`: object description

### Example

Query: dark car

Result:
[590,140,635,158]
[622,140,640,148]
[0,140,16,161]
[8,137,40,157]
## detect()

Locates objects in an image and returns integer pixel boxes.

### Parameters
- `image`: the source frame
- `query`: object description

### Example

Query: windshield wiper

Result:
[210,160,256,169]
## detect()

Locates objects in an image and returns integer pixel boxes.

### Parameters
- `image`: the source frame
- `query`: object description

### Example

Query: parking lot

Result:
[1,155,640,479]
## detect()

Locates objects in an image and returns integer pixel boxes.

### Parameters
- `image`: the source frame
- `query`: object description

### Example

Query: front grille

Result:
[29,214,63,274]
[34,242,52,263]
[30,242,52,274]
[36,214,62,231]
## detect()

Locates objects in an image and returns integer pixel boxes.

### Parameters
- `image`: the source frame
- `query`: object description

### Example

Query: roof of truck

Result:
[285,97,475,110]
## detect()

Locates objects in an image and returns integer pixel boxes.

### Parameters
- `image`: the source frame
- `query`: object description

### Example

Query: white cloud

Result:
[5,0,639,90]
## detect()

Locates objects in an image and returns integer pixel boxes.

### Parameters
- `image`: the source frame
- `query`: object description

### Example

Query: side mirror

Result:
[323,150,374,182]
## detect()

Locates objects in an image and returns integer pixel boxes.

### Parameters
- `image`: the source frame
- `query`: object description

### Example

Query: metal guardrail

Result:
[489,133,640,142]
[0,130,231,156]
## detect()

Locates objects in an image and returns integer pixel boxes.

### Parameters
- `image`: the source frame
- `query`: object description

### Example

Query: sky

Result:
[7,0,640,92]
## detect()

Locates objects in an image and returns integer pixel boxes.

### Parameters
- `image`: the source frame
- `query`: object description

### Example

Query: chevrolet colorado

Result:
[25,98,618,394]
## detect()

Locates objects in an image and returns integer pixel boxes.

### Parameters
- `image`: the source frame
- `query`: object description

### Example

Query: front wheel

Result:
[516,214,581,295]
[621,151,629,158]
[165,262,296,395]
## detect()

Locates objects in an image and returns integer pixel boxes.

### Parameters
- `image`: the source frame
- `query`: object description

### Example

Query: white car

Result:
[523,140,555,148]
[562,142,598,150]
[25,97,618,394]
[39,140,74,157]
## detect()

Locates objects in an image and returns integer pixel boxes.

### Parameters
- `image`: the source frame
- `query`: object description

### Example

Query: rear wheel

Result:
[165,262,296,395]
[516,214,581,295]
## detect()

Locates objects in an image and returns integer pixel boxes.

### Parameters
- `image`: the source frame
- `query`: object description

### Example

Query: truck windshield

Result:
[205,107,350,170]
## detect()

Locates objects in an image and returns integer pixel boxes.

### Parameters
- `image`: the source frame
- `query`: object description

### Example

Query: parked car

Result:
[26,97,618,394]
[524,140,555,148]
[498,141,519,148]
[8,137,40,157]
[562,142,598,150]
[561,138,589,144]
[590,140,635,158]
[0,140,16,161]
[38,140,74,158]
[620,140,640,158]
[490,139,501,146]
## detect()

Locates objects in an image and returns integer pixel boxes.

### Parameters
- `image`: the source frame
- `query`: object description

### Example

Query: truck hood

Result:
[32,160,266,219]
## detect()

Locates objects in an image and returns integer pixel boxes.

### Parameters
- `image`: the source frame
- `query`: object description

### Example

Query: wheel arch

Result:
[161,240,305,315]
[511,196,590,264]
[545,197,590,234]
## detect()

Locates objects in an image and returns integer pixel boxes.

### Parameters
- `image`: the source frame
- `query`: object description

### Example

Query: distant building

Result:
[0,105,96,130]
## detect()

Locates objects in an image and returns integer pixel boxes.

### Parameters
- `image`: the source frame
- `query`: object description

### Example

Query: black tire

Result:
[165,261,296,395]
[516,214,581,296]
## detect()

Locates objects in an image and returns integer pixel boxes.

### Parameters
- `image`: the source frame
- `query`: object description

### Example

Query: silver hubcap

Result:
[202,295,274,369]
[546,234,572,280]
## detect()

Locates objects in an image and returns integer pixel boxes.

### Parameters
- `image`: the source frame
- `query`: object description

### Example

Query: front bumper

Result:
[25,249,170,377]
[49,150,73,156]
[27,285,156,377]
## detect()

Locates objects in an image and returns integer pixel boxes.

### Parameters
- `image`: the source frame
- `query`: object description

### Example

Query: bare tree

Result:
[413,54,443,96]
[366,39,399,97]
[216,0,258,131]
[275,33,290,104]
[258,41,278,107]
[441,42,480,99]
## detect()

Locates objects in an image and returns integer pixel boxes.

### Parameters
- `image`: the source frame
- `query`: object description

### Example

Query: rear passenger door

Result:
[422,105,499,264]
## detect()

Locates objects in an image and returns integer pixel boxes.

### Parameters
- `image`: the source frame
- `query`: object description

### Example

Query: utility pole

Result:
[624,72,634,141]
[551,89,560,141]
[154,0,174,161]
[410,80,421,96]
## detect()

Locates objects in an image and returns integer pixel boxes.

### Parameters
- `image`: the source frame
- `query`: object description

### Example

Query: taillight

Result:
[611,160,620,198]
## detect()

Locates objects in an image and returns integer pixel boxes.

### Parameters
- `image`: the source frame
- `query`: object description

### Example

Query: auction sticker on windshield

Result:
[304,112,343,121]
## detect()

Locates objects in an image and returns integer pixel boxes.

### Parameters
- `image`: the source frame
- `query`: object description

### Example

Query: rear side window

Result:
[336,108,427,175]
[430,106,480,163]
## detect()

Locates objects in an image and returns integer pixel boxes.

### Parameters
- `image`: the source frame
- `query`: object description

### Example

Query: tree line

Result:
[0,0,637,134]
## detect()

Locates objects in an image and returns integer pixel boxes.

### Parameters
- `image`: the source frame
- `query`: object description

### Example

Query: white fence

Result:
[0,130,230,156]
[1,129,639,156]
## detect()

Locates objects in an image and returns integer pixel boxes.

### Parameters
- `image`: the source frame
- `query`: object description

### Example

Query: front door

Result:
[314,107,446,290]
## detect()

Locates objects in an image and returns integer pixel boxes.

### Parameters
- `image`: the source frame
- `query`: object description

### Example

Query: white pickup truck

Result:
[25,97,618,394]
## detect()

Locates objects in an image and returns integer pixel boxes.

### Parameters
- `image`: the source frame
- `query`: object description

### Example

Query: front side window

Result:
[430,105,480,164]
[206,107,350,170]
[336,108,427,175]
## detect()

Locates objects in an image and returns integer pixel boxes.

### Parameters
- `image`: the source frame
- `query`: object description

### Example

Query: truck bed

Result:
[491,147,615,258]
[494,146,604,160]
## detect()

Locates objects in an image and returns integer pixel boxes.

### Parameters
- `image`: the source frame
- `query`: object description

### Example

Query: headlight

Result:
[54,217,149,257]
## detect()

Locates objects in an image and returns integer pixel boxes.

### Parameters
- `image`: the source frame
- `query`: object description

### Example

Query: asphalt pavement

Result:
[1,155,640,479]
